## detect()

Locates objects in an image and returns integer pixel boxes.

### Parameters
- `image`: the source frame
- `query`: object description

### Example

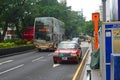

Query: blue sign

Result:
[111,54,120,80]
[105,30,112,80]
[105,24,120,28]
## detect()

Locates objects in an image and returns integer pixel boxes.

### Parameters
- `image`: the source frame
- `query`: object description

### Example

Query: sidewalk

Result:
[91,69,101,80]
[82,42,102,80]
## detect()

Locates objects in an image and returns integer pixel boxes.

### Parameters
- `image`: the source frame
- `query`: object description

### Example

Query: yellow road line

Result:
[72,48,89,80]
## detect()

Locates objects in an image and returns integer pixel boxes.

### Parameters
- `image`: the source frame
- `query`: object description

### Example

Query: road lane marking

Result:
[0,64,24,75]
[32,56,44,62]
[48,53,53,56]
[53,64,60,68]
[0,60,14,65]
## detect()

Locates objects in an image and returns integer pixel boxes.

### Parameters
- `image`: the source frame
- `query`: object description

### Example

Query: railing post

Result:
[87,69,91,80]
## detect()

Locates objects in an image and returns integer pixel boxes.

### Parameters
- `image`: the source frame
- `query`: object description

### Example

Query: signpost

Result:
[92,12,100,50]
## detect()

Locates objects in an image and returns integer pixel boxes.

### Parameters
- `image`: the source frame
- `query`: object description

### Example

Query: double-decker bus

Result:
[33,17,65,51]
[22,26,34,41]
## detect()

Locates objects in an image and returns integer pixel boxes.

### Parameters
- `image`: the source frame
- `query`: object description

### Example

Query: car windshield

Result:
[72,38,78,41]
[57,43,76,49]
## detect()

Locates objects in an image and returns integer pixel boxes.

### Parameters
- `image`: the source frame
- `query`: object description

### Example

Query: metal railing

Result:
[87,69,91,80]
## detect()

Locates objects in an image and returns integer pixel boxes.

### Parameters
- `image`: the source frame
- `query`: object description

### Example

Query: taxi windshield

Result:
[57,43,76,49]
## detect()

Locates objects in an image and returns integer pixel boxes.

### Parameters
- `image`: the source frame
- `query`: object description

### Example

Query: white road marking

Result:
[32,56,44,62]
[0,64,24,75]
[48,53,53,56]
[53,64,60,68]
[0,60,14,65]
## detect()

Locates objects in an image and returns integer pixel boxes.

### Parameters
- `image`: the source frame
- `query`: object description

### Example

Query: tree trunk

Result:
[1,21,8,41]
[0,32,2,42]
[15,22,22,38]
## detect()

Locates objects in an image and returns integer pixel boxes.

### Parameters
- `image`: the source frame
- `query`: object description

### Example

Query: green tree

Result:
[82,20,102,37]
[0,0,87,41]
[0,0,36,40]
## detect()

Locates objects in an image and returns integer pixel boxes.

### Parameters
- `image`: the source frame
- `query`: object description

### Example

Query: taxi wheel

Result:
[76,57,79,64]
[76,60,79,64]
[79,51,82,60]
[53,60,57,64]
[79,54,82,60]
[79,55,82,60]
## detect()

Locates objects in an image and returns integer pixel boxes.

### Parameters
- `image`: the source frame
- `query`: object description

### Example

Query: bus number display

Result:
[38,28,49,32]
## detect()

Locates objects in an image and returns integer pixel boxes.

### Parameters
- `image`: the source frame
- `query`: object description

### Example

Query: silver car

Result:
[72,37,81,44]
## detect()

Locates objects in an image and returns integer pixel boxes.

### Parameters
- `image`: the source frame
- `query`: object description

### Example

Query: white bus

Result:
[33,17,65,51]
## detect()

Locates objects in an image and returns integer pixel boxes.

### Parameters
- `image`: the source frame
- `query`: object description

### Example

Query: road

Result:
[0,44,88,80]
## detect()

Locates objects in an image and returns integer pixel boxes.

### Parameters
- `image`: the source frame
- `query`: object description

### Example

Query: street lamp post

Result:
[102,0,106,22]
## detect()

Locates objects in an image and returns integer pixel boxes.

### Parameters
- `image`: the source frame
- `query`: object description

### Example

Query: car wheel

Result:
[38,49,41,52]
[76,60,79,64]
[79,54,82,60]
[76,57,79,64]
[79,51,82,60]
[54,60,57,64]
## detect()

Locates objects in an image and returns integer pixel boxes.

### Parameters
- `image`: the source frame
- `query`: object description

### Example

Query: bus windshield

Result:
[34,18,52,42]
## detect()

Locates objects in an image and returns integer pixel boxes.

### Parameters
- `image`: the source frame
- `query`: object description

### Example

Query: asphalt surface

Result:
[0,45,88,80]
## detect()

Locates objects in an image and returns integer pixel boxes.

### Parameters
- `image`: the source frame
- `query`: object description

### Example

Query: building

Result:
[4,27,17,40]
[106,0,111,22]
[99,5,103,21]
[111,0,120,21]
[99,0,111,21]
[100,0,120,21]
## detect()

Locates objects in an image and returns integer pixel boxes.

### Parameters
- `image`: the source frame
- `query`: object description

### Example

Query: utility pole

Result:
[102,0,106,22]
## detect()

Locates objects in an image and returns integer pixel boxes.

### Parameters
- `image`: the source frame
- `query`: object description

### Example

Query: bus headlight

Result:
[36,45,39,48]
[49,43,54,48]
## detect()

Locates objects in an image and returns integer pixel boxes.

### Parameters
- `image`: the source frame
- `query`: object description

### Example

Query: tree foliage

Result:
[82,20,102,37]
[0,0,96,41]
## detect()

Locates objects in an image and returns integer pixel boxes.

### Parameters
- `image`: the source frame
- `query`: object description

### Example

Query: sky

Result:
[65,0,102,21]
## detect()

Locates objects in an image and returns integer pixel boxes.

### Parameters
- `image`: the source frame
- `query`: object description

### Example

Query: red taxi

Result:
[53,41,82,64]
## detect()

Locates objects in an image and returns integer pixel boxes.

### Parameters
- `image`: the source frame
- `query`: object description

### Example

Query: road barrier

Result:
[0,46,35,57]
[72,47,90,80]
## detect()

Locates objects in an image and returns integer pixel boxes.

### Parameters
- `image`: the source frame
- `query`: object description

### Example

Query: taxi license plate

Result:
[62,57,67,60]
